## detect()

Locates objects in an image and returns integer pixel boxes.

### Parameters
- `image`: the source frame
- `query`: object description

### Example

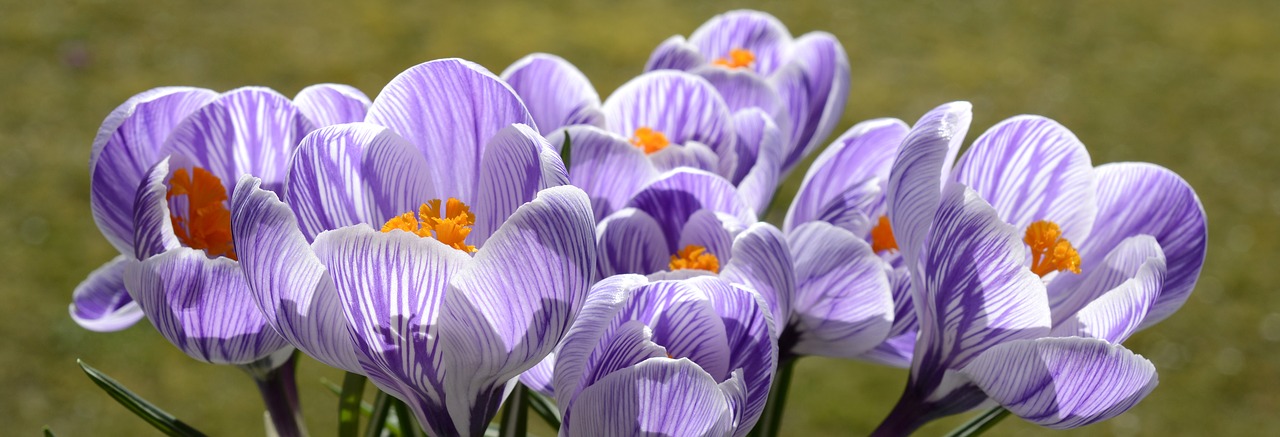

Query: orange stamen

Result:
[1024,220,1082,277]
[871,215,898,254]
[712,48,756,69]
[669,245,720,273]
[629,127,671,155]
[167,167,237,260]
[381,198,477,253]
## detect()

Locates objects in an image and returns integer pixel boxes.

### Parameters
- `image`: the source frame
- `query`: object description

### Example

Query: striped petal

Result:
[732,109,784,214]
[787,221,894,359]
[70,255,144,332]
[648,141,721,174]
[786,118,908,231]
[293,84,371,128]
[472,124,565,246]
[1051,236,1165,343]
[688,10,793,75]
[519,353,558,397]
[598,208,670,277]
[693,66,785,124]
[284,123,433,241]
[677,209,737,266]
[721,223,794,331]
[554,274,652,410]
[500,53,605,135]
[960,337,1159,429]
[564,358,734,437]
[123,247,290,364]
[886,102,972,265]
[644,35,707,72]
[132,159,181,259]
[365,58,536,203]
[602,71,735,157]
[627,169,757,252]
[775,32,850,172]
[694,278,777,436]
[549,125,660,220]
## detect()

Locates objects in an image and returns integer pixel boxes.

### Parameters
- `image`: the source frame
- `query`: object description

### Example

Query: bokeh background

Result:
[3,0,1277,435]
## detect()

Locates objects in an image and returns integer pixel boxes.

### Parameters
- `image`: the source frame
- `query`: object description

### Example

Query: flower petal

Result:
[500,53,605,135]
[548,126,660,220]
[644,35,707,72]
[597,208,670,276]
[70,255,145,332]
[692,277,777,436]
[689,10,793,75]
[952,115,1097,242]
[232,176,362,372]
[732,109,785,214]
[627,169,757,251]
[960,337,1158,430]
[677,209,737,265]
[365,58,536,203]
[776,32,851,171]
[648,142,721,174]
[132,158,182,259]
[520,352,558,397]
[564,358,734,437]
[284,122,434,241]
[787,221,894,359]
[693,66,785,123]
[1051,236,1165,343]
[123,248,291,364]
[786,118,908,231]
[472,124,563,246]
[90,87,217,254]
[721,223,794,330]
[554,274,652,410]
[602,70,735,157]
[886,102,972,264]
[293,84,371,128]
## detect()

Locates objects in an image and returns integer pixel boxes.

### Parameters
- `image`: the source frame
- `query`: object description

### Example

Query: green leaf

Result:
[338,372,368,437]
[391,397,418,437]
[364,392,397,437]
[322,377,374,416]
[42,426,56,437]
[526,389,561,429]
[559,129,572,170]
[499,384,529,437]
[942,407,1012,437]
[77,359,208,437]
[749,357,797,437]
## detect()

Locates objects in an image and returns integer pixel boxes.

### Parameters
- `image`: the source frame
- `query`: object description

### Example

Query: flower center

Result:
[871,215,898,254]
[1024,220,1081,277]
[712,48,756,69]
[381,198,477,253]
[629,127,670,155]
[669,245,720,273]
[167,167,237,260]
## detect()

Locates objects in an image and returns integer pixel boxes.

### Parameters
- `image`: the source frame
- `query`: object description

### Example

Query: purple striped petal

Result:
[293,84,371,128]
[284,123,433,242]
[693,66,786,123]
[564,358,734,437]
[721,223,794,331]
[677,209,737,265]
[90,87,217,254]
[365,58,536,203]
[688,10,792,75]
[602,71,735,157]
[598,208,670,277]
[1051,236,1165,343]
[786,118,908,231]
[787,221,894,359]
[953,115,1097,242]
[627,169,757,251]
[861,332,917,368]
[810,178,881,236]
[132,159,181,259]
[231,176,362,373]
[549,126,660,220]
[648,142,721,174]
[520,352,557,397]
[554,274,652,410]
[776,32,850,171]
[644,35,707,72]
[960,337,1158,429]
[123,247,291,364]
[733,109,784,214]
[163,87,316,194]
[626,280,733,383]
[694,277,777,436]
[70,256,144,332]
[500,53,604,135]
[886,102,972,265]
[472,124,563,246]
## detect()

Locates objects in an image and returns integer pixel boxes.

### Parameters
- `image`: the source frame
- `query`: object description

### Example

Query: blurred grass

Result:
[2,0,1277,435]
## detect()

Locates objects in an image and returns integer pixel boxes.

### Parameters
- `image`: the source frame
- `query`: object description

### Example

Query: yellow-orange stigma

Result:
[669,245,720,273]
[712,48,756,69]
[1024,220,1082,277]
[629,127,671,155]
[381,198,477,253]
[871,215,898,254]
[167,167,237,260]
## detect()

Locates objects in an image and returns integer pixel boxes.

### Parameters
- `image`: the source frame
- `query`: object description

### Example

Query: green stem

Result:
[391,397,418,437]
[365,392,394,437]
[338,372,368,437]
[941,407,1011,437]
[752,357,798,437]
[499,384,529,437]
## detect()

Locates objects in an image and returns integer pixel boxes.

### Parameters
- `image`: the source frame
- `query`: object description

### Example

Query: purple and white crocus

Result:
[230,58,597,437]
[870,101,1206,433]
[552,274,776,437]
[645,9,850,175]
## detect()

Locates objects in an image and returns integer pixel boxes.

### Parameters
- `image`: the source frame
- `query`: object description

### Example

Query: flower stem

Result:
[752,356,798,437]
[941,407,1011,437]
[253,354,308,437]
[499,384,529,437]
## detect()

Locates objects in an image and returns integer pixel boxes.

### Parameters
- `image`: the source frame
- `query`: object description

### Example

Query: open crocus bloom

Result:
[502,55,785,218]
[73,84,369,332]
[230,58,597,437]
[552,275,776,437]
[644,9,850,175]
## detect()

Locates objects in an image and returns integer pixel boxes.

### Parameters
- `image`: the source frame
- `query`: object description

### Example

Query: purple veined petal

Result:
[548,126,660,220]
[953,115,1098,243]
[293,84,372,128]
[886,101,972,265]
[366,58,536,204]
[786,118,909,231]
[692,66,785,123]
[601,70,736,157]
[1050,236,1165,343]
[1067,163,1208,330]
[162,87,316,195]
[437,186,596,433]
[123,247,291,365]
[554,274,651,412]
[597,208,669,277]
[733,109,784,214]
[500,53,605,135]
[312,225,472,437]
[721,223,795,331]
[648,141,721,174]
[692,277,777,436]
[627,168,757,251]
[777,32,850,172]
[90,87,217,254]
[231,176,363,373]
[861,332,917,368]
[133,158,182,259]
[688,9,793,76]
[577,320,671,399]
[810,177,882,236]
[69,255,144,332]
[563,358,734,437]
[536,140,571,190]
[622,280,733,383]
[786,221,894,359]
[644,35,707,72]
[884,265,918,340]
[770,62,812,169]
[960,337,1159,430]
[911,183,1051,392]
[284,122,434,242]
[472,124,559,246]
[519,352,557,397]
[677,209,738,267]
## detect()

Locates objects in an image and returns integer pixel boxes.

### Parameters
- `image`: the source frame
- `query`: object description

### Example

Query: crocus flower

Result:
[502,54,785,217]
[552,274,776,437]
[231,58,597,437]
[644,9,850,175]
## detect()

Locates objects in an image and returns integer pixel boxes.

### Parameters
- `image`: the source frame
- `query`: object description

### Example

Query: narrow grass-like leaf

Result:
[42,426,56,437]
[526,389,561,429]
[78,359,208,437]
[365,391,397,437]
[391,397,417,437]
[942,407,1011,437]
[499,384,529,437]
[338,372,368,437]
[559,129,572,170]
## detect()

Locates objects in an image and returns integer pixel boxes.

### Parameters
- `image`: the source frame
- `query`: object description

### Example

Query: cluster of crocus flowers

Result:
[69,8,1207,437]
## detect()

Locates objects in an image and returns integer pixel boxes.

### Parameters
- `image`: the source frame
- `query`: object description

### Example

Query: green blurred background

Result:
[3,0,1276,435]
